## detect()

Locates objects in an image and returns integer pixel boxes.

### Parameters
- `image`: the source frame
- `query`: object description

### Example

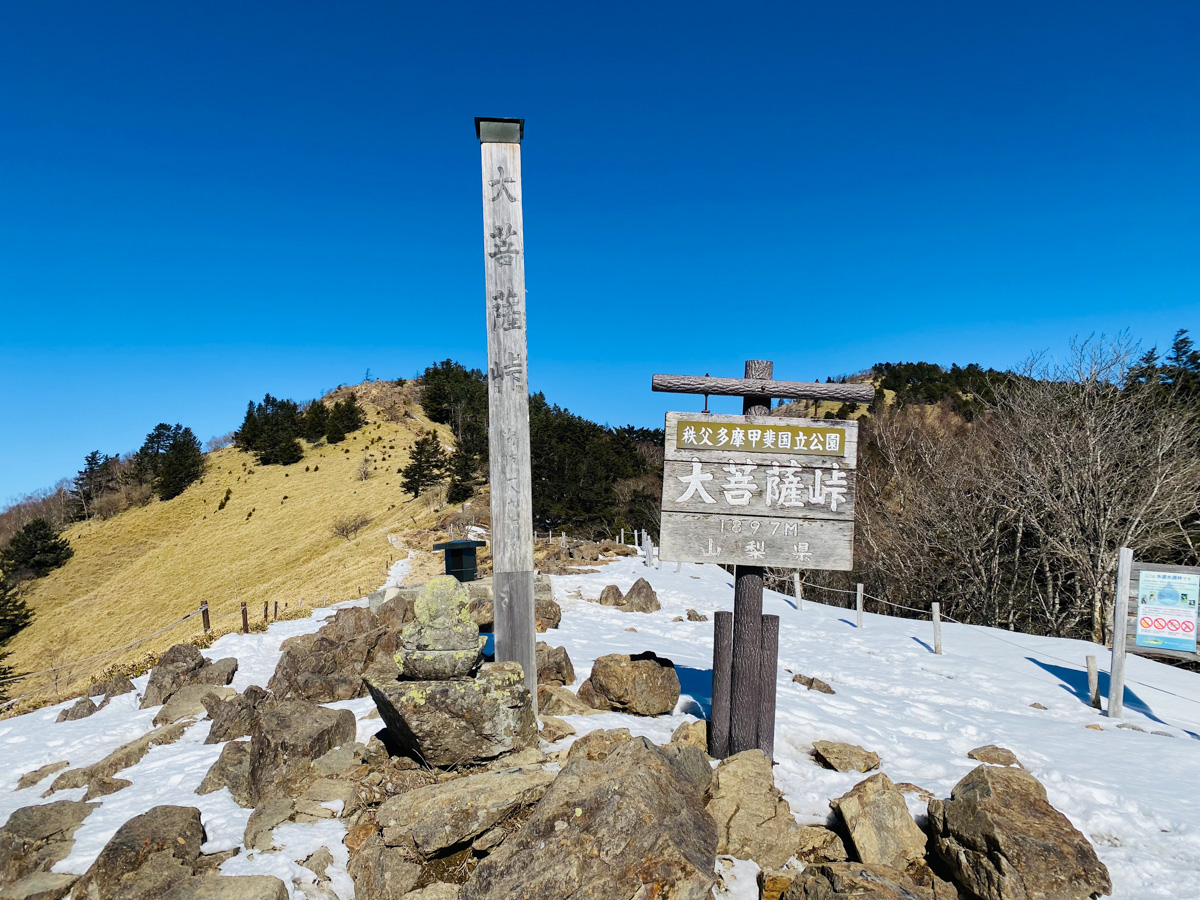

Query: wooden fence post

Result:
[1107,546,1133,718]
[263,601,268,622]
[708,611,733,759]
[240,602,249,634]
[200,602,211,633]
[856,583,864,628]
[1087,655,1101,709]
[932,602,942,654]
[794,573,803,610]
[758,614,780,762]
[274,600,279,620]
[620,528,624,545]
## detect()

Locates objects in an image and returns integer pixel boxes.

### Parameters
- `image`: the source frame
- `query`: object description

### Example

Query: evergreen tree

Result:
[137,423,175,478]
[233,401,262,453]
[326,418,346,444]
[0,519,74,581]
[156,426,205,500]
[71,451,116,517]
[446,444,477,504]
[233,394,305,465]
[303,401,329,443]
[0,573,32,644]
[329,394,365,437]
[401,431,448,497]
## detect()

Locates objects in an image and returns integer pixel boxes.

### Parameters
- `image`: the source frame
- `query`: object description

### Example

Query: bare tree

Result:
[331,513,371,541]
[357,456,372,483]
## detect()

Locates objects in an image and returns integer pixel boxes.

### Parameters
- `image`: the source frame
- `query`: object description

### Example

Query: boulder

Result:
[82,776,131,801]
[598,585,624,606]
[759,868,798,900]
[197,741,252,806]
[0,871,79,899]
[813,741,880,773]
[405,885,459,900]
[966,744,1021,767]
[153,684,236,726]
[669,720,707,750]
[366,662,536,767]
[268,606,398,702]
[793,674,836,695]
[928,765,1111,900]
[141,644,237,708]
[377,766,553,855]
[461,737,716,900]
[793,826,850,865]
[534,643,574,686]
[204,686,275,744]
[538,716,575,743]
[376,589,417,629]
[347,835,421,900]
[535,595,561,632]
[706,750,814,870]
[565,728,633,762]
[247,701,357,803]
[569,541,601,561]
[55,698,97,724]
[70,805,204,900]
[15,763,69,792]
[92,673,135,699]
[782,862,939,900]
[621,577,660,613]
[162,875,289,900]
[536,685,598,717]
[661,743,714,796]
[0,800,96,887]
[193,657,239,688]
[47,720,191,795]
[578,652,680,716]
[831,774,927,871]
[393,576,485,680]
[468,596,494,631]
[685,609,708,622]
[243,800,295,852]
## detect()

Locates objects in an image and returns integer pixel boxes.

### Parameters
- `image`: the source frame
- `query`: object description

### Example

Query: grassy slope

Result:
[7,380,460,704]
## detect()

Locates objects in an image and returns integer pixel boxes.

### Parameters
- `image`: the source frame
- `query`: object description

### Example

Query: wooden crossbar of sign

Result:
[652,374,874,403]
[658,411,858,570]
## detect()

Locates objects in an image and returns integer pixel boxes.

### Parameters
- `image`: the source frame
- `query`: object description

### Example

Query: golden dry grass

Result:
[5,381,470,708]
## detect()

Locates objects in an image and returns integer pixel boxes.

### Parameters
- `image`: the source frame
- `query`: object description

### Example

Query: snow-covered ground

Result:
[0,548,1198,898]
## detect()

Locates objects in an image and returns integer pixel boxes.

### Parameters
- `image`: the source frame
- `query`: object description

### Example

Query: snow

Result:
[3,546,1200,898]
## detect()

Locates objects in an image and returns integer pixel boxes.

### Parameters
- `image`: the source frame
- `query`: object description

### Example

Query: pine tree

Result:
[326,418,346,444]
[329,394,365,437]
[72,451,116,517]
[0,519,74,581]
[401,431,448,498]
[303,401,329,443]
[0,573,32,644]
[446,445,477,504]
[156,426,205,500]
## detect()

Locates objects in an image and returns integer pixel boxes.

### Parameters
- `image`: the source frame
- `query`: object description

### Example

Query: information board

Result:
[1135,569,1200,654]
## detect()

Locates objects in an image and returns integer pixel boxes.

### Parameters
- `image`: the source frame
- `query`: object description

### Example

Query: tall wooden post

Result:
[757,614,780,761]
[1107,546,1133,718]
[729,360,772,754]
[708,610,733,759]
[477,117,537,707]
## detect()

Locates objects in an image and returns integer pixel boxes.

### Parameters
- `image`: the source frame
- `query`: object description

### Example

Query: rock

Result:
[966,744,1021,767]
[759,868,798,900]
[82,776,132,801]
[197,741,252,806]
[831,774,927,871]
[55,698,97,724]
[1029,702,1047,710]
[48,720,191,794]
[378,767,553,855]
[706,750,813,870]
[405,885,459,900]
[377,590,417,630]
[244,800,295,851]
[812,741,880,773]
[393,576,485,680]
[535,596,561,632]
[685,609,708,622]
[15,764,69,792]
[1084,724,1103,731]
[70,805,205,900]
[193,657,239,688]
[672,616,684,622]
[569,541,601,561]
[366,662,536,767]
[929,766,1111,900]
[538,716,575,743]
[0,800,96,887]
[566,728,633,762]
[92,673,135,699]
[782,862,938,900]
[468,596,494,631]
[536,685,598,717]
[269,607,398,702]
[154,684,236,725]
[164,875,289,900]
[535,643,574,686]
[669,720,707,750]
[301,846,333,881]
[577,652,680,716]
[893,783,935,802]
[247,701,357,803]
[621,578,660,613]
[598,585,624,606]
[0,871,78,899]
[461,737,716,900]
[141,644,237,708]
[205,686,275,744]
[661,743,714,796]
[792,826,849,865]
[792,674,836,695]
[347,835,422,900]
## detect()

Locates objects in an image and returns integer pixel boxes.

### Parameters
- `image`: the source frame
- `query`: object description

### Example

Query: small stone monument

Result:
[393,575,486,679]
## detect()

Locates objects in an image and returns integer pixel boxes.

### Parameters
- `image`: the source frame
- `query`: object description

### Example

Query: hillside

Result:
[4,380,468,708]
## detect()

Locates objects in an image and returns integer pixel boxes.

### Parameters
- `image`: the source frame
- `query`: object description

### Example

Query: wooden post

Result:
[758,614,780,762]
[729,360,772,755]
[274,600,279,620]
[644,533,653,568]
[620,528,624,545]
[1087,655,1101,709]
[1107,546,1133,718]
[794,573,803,611]
[240,602,248,634]
[479,117,537,708]
[932,602,942,654]
[676,561,682,573]
[856,583,864,628]
[709,610,733,759]
[200,602,211,633]
[263,601,268,622]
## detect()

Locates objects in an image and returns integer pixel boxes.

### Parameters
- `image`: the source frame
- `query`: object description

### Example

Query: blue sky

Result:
[2,2,1197,502]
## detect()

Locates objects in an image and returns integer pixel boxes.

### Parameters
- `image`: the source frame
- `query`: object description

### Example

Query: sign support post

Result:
[477,117,537,708]
[1107,547,1132,718]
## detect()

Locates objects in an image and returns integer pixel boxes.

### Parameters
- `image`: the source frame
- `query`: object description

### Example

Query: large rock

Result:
[366,662,536,767]
[535,642,574,686]
[247,701,357,803]
[48,721,191,795]
[268,606,398,702]
[0,870,79,899]
[928,765,1111,900]
[966,745,1021,767]
[598,584,624,606]
[141,644,237,708]
[535,595,561,632]
[813,741,880,773]
[621,577,660,613]
[578,652,680,716]
[197,741,252,807]
[831,774,927,871]
[377,766,554,854]
[394,575,485,680]
[565,728,633,762]
[55,698,97,724]
[782,862,940,900]
[70,805,205,899]
[154,684,236,726]
[347,835,421,900]
[461,737,717,900]
[204,686,275,744]
[536,685,597,717]
[0,800,96,888]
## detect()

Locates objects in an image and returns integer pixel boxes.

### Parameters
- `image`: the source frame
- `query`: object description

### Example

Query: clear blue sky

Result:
[2,2,1197,503]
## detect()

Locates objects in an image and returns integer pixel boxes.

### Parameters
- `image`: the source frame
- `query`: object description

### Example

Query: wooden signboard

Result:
[658,411,858,570]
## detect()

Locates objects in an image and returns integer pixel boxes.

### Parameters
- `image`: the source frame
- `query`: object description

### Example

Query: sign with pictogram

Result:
[1135,569,1200,654]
